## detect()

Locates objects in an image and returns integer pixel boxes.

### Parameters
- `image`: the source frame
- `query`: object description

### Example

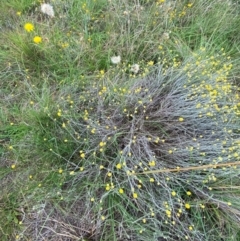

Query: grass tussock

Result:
[1,0,240,241]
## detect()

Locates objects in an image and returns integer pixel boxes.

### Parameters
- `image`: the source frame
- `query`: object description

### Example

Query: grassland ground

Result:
[1,0,240,240]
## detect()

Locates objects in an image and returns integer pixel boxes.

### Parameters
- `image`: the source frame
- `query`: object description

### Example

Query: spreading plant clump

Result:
[31,52,239,240]
[1,0,240,241]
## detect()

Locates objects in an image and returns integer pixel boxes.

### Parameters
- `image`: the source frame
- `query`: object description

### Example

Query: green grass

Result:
[1,0,240,240]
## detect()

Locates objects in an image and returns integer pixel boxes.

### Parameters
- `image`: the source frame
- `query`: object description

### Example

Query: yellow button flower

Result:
[116,163,122,169]
[133,192,138,199]
[171,191,176,197]
[119,188,124,194]
[185,203,191,209]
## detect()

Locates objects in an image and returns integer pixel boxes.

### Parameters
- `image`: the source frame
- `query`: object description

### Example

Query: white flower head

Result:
[111,56,121,64]
[130,64,140,74]
[41,3,54,17]
[162,32,170,40]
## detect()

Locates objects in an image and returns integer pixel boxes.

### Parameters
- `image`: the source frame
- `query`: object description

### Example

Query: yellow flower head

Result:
[99,141,105,147]
[133,192,138,199]
[24,22,34,32]
[116,163,122,169]
[171,191,176,197]
[149,160,156,167]
[149,178,155,182]
[185,203,191,209]
[147,61,154,66]
[33,36,42,44]
[119,188,124,194]
[166,210,171,216]
[105,183,110,191]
